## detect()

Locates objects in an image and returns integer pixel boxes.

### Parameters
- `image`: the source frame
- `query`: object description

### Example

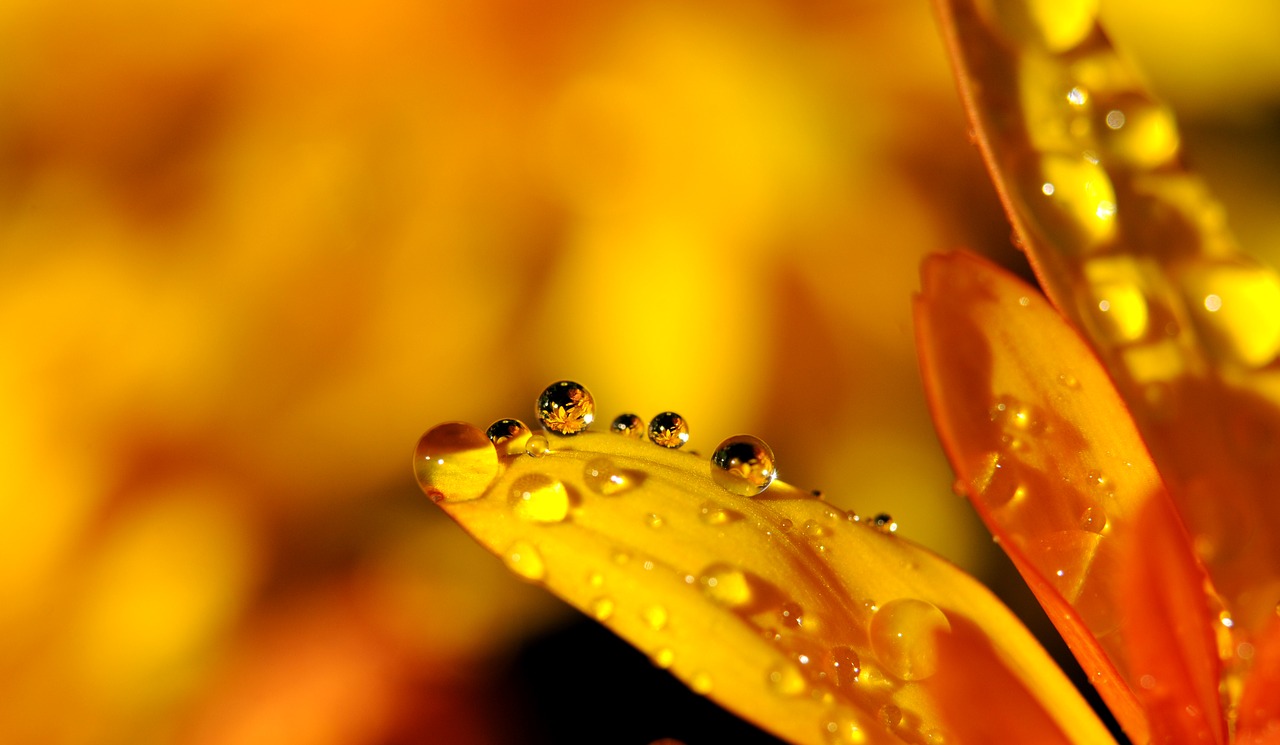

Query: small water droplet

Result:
[923,728,947,744]
[536,380,595,435]
[508,473,570,523]
[710,435,777,495]
[868,598,951,681]
[829,646,860,687]
[779,518,794,533]
[878,704,902,729]
[643,605,669,631]
[414,422,499,502]
[526,435,550,458]
[780,602,805,629]
[1058,373,1080,389]
[700,564,754,608]
[652,647,675,669]
[486,418,532,456]
[698,501,735,525]
[588,571,604,588]
[821,712,869,744]
[610,412,646,437]
[582,457,633,496]
[691,672,713,695]
[767,663,808,697]
[1080,506,1107,533]
[648,412,690,448]
[646,513,665,529]
[872,514,897,534]
[803,520,829,538]
[504,541,546,581]
[845,511,861,523]
[590,597,615,621]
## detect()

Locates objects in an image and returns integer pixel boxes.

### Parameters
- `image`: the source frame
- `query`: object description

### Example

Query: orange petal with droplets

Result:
[416,418,1115,745]
[915,251,1223,745]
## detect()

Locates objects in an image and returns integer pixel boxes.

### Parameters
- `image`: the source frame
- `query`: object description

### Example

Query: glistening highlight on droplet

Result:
[413,422,499,502]
[486,418,532,456]
[536,380,595,435]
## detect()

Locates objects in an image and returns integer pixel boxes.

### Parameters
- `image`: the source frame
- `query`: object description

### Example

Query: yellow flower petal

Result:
[915,251,1224,745]
[416,415,1115,744]
[933,0,1280,641]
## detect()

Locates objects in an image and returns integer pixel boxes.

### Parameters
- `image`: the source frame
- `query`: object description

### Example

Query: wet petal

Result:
[933,0,1280,640]
[915,251,1223,744]
[1239,616,1280,743]
[417,419,1114,745]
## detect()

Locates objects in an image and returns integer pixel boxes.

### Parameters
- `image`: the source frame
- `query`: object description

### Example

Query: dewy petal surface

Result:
[933,0,1280,642]
[915,251,1223,745]
[417,421,1115,745]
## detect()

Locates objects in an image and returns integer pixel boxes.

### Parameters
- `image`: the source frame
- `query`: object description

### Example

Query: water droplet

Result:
[803,520,828,538]
[972,453,1028,509]
[504,541,546,581]
[1018,152,1117,251]
[414,422,499,502]
[646,513,665,529]
[1080,506,1107,533]
[508,473,570,523]
[779,518,794,533]
[536,380,595,435]
[652,647,675,669]
[976,0,1098,52]
[709,435,777,495]
[648,412,690,448]
[923,728,947,744]
[526,435,550,458]
[878,704,902,729]
[698,501,736,525]
[486,418,532,456]
[643,605,669,631]
[829,646,860,687]
[700,564,754,608]
[590,597,615,621]
[767,663,808,697]
[691,672,713,694]
[1058,373,1080,389]
[610,412,646,437]
[1098,95,1179,167]
[868,598,951,681]
[1178,258,1280,367]
[821,712,869,744]
[588,571,604,588]
[582,457,633,496]
[1082,256,1153,344]
[872,514,897,534]
[780,602,805,629]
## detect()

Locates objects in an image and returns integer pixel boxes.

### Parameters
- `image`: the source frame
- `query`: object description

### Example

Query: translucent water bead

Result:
[648,412,690,448]
[710,435,777,496]
[536,380,595,435]
[414,422,499,502]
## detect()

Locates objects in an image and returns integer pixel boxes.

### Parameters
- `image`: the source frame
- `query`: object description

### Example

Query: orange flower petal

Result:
[1239,616,1280,743]
[914,251,1223,745]
[416,417,1115,745]
[932,0,1280,641]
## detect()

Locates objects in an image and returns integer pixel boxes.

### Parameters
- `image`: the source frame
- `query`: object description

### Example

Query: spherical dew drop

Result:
[414,422,499,502]
[486,418,532,456]
[648,411,690,448]
[710,434,777,496]
[868,598,951,681]
[536,380,595,435]
[610,412,646,437]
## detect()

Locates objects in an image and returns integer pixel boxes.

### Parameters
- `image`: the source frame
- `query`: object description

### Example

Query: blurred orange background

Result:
[2,1,1277,743]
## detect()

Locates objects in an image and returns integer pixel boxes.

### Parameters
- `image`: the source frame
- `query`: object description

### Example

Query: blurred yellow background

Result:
[1,0,1276,743]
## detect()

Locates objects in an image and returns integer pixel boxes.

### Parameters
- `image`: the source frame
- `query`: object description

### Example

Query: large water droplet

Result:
[868,598,951,681]
[414,422,499,502]
[648,412,690,448]
[504,540,546,581]
[508,473,570,523]
[610,412,646,437]
[700,564,754,608]
[976,0,1098,52]
[536,380,595,435]
[486,418,532,456]
[828,646,861,688]
[1017,152,1117,252]
[583,457,634,496]
[709,435,777,495]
